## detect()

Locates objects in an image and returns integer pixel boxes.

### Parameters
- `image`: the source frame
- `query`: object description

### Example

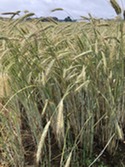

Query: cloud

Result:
[0,0,122,19]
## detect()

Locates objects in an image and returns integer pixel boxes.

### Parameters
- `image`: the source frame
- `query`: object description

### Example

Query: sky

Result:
[0,0,125,19]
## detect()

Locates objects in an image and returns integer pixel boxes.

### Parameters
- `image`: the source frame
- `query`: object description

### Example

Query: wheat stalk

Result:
[56,99,64,148]
[110,0,121,15]
[64,151,72,167]
[36,121,51,166]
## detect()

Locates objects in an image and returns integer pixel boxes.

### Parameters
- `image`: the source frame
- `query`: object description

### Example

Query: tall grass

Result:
[0,15,125,166]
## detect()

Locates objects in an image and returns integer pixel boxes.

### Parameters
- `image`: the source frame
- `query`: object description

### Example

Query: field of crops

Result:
[0,15,125,167]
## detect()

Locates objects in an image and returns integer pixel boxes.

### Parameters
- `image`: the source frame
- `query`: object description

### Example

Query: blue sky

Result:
[0,0,125,19]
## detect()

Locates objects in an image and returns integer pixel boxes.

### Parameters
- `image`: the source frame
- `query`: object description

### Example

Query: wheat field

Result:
[0,15,125,167]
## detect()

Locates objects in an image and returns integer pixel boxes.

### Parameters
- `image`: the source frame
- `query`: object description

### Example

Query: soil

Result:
[93,140,125,167]
[1,131,125,167]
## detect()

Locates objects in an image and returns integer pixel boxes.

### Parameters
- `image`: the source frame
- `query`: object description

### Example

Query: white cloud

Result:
[0,0,123,19]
